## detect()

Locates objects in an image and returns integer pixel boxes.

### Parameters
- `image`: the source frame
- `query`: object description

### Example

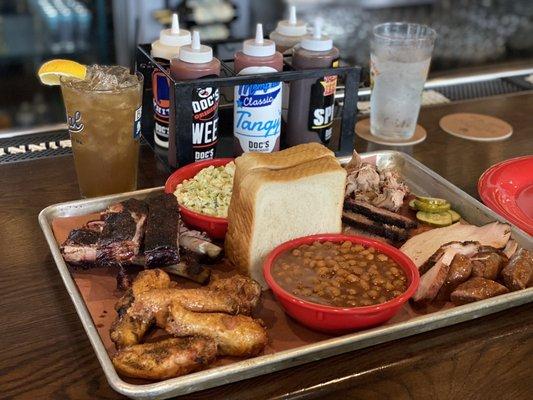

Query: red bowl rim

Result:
[164,158,234,224]
[263,233,420,314]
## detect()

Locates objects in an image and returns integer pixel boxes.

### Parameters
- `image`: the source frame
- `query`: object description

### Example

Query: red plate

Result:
[478,155,533,236]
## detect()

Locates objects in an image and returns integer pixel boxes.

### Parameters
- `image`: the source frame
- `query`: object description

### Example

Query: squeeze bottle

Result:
[151,14,191,148]
[269,6,307,54]
[170,31,221,162]
[286,18,339,146]
[233,23,283,155]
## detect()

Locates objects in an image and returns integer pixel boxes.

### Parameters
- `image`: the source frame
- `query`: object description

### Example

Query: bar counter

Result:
[1,86,532,399]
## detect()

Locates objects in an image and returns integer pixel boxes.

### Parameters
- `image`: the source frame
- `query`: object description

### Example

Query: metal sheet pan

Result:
[38,150,533,399]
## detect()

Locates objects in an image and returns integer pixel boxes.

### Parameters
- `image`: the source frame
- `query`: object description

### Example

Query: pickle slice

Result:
[416,211,453,227]
[448,209,461,223]
[413,199,451,213]
[409,199,417,210]
[416,196,448,205]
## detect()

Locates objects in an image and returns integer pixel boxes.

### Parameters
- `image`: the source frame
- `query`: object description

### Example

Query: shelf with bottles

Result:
[135,42,361,168]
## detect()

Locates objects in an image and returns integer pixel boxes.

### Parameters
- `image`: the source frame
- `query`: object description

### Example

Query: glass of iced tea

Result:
[60,65,143,197]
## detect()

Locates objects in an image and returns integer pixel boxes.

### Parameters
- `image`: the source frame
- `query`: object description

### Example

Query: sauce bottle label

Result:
[308,60,338,143]
[234,66,282,154]
[192,86,219,161]
[152,66,170,145]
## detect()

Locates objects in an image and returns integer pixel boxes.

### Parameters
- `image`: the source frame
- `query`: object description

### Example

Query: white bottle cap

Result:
[152,13,191,59]
[301,18,333,52]
[243,24,276,57]
[274,6,307,37]
[179,30,213,64]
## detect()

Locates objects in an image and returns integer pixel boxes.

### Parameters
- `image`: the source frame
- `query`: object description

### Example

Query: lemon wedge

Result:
[38,59,87,86]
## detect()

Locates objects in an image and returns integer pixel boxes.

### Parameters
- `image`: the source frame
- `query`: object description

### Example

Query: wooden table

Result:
[1,92,532,399]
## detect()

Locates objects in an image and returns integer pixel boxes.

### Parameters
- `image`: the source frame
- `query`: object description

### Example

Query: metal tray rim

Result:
[38,150,533,399]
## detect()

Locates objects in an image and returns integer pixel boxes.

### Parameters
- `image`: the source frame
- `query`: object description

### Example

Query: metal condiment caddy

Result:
[135,43,361,168]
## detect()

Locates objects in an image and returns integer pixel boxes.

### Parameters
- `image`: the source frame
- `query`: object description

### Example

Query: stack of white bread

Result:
[225,143,347,288]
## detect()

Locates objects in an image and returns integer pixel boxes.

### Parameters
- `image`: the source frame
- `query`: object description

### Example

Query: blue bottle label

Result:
[152,68,170,145]
[234,66,282,154]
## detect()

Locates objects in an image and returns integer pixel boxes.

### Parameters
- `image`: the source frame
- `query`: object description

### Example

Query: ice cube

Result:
[66,65,139,91]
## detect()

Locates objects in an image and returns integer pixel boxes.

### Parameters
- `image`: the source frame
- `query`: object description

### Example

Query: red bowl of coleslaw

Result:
[164,158,234,239]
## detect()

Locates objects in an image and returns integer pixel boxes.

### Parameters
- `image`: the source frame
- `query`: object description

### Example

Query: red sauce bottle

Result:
[170,31,221,162]
[286,19,339,146]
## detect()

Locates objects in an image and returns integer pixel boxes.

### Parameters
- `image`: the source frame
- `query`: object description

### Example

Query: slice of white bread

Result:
[225,152,347,288]
[233,142,334,185]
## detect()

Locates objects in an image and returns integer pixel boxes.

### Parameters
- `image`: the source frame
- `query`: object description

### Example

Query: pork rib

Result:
[144,194,180,267]
[60,227,101,267]
[179,222,222,260]
[96,199,148,267]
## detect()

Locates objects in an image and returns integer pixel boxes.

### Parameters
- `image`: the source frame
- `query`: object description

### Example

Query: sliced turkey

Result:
[401,222,511,268]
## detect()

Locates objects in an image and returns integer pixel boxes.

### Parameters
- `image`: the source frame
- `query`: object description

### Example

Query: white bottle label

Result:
[234,66,282,153]
[133,106,142,139]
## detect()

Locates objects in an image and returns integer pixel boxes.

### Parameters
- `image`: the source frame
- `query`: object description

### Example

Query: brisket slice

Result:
[343,226,394,245]
[96,199,148,268]
[342,211,407,242]
[344,198,417,229]
[144,193,180,267]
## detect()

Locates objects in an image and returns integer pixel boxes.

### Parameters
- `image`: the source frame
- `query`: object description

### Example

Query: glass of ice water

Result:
[370,23,436,140]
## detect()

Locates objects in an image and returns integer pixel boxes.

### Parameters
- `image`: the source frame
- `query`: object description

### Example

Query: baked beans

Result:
[272,241,408,307]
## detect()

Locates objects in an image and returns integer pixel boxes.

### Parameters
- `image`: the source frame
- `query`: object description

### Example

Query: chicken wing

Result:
[127,274,262,325]
[128,288,241,326]
[165,302,267,357]
[110,269,171,349]
[112,337,217,380]
[131,269,172,297]
[207,275,262,315]
[110,317,151,349]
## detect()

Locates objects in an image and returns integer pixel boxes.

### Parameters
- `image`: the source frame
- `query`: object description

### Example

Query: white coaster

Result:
[439,113,513,142]
[355,118,427,146]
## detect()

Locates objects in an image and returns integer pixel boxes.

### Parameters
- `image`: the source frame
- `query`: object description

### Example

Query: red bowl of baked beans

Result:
[263,234,419,333]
